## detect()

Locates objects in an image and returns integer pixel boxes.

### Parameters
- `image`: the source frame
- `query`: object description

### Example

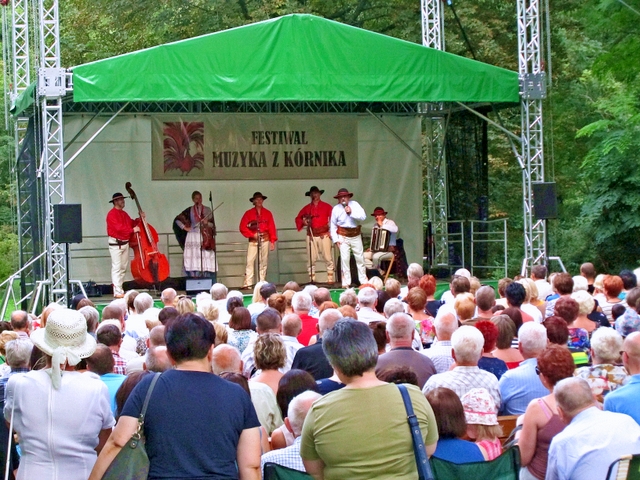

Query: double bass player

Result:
[106,192,141,298]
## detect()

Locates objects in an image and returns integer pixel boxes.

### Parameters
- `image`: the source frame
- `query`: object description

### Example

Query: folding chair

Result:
[607,454,640,480]
[429,445,521,480]
[379,252,395,282]
[263,463,313,480]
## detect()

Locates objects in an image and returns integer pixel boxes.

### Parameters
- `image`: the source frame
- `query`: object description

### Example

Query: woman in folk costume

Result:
[173,191,217,280]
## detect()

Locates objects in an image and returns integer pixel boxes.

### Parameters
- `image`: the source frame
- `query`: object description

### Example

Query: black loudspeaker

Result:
[186,278,213,295]
[53,204,82,243]
[532,182,558,220]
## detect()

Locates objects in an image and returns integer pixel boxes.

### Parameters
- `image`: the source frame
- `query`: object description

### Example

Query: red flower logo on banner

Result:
[163,122,204,175]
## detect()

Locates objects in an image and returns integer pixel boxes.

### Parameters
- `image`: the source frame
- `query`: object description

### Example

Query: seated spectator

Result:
[250,334,286,394]
[401,263,425,298]
[283,281,301,293]
[356,287,385,323]
[531,265,552,301]
[423,326,501,409]
[570,291,597,334]
[292,292,318,346]
[499,322,548,415]
[369,321,388,355]
[615,286,640,337]
[261,391,322,473]
[375,290,390,314]
[426,387,486,463]
[423,312,458,373]
[619,269,638,299]
[575,327,627,402]
[227,307,257,355]
[612,303,629,327]
[271,370,318,450]
[579,262,596,295]
[496,277,513,308]
[241,308,285,378]
[281,314,304,363]
[97,324,127,375]
[436,276,470,319]
[467,285,496,325]
[158,306,179,326]
[518,279,544,323]
[338,289,358,308]
[491,314,524,368]
[376,365,420,386]
[291,309,342,381]
[454,293,476,324]
[502,307,523,333]
[546,377,640,480]
[86,344,126,415]
[475,320,508,380]
[596,275,625,323]
[300,319,438,478]
[555,297,590,358]
[543,316,569,345]
[375,313,436,389]
[518,344,576,480]
[10,310,30,339]
[419,274,443,318]
[506,282,535,323]
[405,287,432,348]
[268,293,287,318]
[544,273,574,319]
[385,278,401,300]
[462,388,503,460]
[79,306,100,339]
[604,331,640,424]
[211,344,243,375]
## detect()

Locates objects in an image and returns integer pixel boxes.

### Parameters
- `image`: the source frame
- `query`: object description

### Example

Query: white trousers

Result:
[338,235,367,287]
[306,235,334,280]
[364,251,394,270]
[109,239,129,295]
[244,240,269,286]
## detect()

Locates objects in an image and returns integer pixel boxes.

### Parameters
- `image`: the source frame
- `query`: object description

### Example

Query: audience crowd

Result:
[1,262,640,479]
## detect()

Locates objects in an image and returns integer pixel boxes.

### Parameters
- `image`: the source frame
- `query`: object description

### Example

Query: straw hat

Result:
[461,388,498,426]
[30,308,97,389]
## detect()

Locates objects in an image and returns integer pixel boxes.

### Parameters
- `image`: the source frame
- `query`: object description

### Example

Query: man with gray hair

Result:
[0,338,32,402]
[383,298,404,318]
[547,377,640,480]
[338,289,358,308]
[160,288,177,307]
[260,390,322,474]
[575,327,627,403]
[211,344,243,375]
[291,308,342,380]
[422,312,458,373]
[498,322,548,415]
[209,283,231,323]
[282,314,304,365]
[292,291,318,346]
[356,287,385,323]
[422,325,501,409]
[79,306,100,337]
[375,313,436,388]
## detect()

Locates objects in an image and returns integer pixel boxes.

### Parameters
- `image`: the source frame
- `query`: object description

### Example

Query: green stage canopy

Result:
[71,14,519,104]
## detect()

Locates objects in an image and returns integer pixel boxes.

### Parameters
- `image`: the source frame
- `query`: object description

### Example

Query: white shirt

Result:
[330,201,367,243]
[373,218,399,246]
[356,306,386,323]
[521,303,543,323]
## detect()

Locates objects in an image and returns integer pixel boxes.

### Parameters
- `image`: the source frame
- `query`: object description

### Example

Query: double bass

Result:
[125,182,170,284]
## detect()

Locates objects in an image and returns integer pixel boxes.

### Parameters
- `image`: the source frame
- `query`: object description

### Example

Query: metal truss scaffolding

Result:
[421,0,450,269]
[517,0,547,273]
[38,0,69,304]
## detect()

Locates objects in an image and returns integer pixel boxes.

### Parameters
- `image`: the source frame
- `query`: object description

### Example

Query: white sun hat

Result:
[30,308,97,389]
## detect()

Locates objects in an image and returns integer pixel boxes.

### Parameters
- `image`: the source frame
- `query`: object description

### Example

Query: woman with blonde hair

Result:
[176,296,195,315]
[250,333,286,394]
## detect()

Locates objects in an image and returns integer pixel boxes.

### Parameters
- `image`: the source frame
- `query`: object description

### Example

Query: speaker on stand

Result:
[53,204,82,306]
[532,183,557,269]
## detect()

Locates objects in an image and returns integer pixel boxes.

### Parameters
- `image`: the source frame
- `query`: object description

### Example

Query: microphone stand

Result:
[305,214,315,284]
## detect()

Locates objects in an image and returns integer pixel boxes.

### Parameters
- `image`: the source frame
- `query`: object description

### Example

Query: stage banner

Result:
[151,114,358,180]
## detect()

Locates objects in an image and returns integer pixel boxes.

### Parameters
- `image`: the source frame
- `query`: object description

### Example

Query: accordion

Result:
[371,227,391,253]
